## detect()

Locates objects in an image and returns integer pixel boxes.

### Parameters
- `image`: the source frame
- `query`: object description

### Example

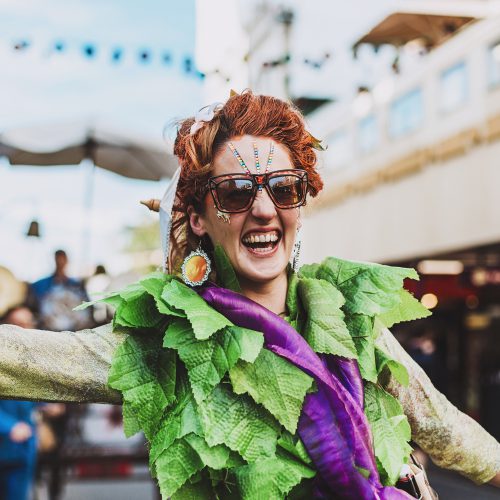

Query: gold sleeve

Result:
[0,323,123,404]
[376,327,500,484]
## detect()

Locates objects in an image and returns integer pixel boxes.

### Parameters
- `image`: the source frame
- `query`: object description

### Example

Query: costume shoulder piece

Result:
[293,256,431,485]
[84,257,430,499]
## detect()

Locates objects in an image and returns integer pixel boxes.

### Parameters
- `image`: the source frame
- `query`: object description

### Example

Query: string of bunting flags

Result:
[7,37,332,76]
[7,36,204,78]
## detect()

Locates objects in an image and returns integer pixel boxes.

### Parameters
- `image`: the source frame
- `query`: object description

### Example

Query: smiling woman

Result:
[1,90,500,499]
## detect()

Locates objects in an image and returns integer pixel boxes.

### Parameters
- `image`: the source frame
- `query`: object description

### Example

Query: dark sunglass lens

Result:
[216,178,254,211]
[268,174,304,207]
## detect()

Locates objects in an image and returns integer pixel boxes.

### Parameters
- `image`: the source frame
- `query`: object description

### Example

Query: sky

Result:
[0,0,400,282]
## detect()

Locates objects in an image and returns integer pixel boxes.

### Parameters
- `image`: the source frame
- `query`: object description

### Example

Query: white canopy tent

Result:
[0,122,177,181]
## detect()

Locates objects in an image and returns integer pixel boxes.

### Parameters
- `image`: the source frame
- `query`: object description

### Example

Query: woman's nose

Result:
[250,188,277,220]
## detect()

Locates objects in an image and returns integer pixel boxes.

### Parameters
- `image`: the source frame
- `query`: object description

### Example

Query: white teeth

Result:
[242,231,279,244]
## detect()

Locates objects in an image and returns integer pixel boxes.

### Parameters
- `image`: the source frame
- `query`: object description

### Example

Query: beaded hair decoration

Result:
[228,141,275,187]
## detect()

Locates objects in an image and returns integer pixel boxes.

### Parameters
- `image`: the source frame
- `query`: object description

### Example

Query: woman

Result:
[1,91,499,499]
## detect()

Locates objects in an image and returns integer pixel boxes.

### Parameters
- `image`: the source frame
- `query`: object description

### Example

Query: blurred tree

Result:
[124,218,160,252]
[122,218,161,272]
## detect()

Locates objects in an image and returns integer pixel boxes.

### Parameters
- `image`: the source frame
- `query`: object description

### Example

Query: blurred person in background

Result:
[30,249,94,332]
[85,264,113,325]
[0,306,38,500]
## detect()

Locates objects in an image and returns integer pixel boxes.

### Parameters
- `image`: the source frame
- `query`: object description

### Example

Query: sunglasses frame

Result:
[207,169,309,214]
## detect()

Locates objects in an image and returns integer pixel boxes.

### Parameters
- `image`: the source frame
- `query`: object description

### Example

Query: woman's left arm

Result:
[375,327,500,486]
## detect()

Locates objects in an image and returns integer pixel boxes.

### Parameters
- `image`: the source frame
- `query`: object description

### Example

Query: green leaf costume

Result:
[93,256,431,498]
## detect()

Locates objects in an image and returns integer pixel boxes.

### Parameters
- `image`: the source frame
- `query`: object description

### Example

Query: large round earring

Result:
[181,243,212,286]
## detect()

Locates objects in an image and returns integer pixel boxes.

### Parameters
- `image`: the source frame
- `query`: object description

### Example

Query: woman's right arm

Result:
[0,323,123,404]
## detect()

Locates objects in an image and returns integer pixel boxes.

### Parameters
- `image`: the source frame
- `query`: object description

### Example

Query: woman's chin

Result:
[237,247,289,284]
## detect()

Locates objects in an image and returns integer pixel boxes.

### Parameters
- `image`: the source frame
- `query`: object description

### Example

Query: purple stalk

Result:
[199,283,412,499]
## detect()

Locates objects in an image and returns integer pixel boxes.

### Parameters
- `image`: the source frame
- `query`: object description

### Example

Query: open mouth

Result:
[241,230,281,254]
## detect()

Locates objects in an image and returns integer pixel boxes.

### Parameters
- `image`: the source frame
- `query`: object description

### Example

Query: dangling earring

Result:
[181,242,212,286]
[292,211,302,272]
[292,230,302,273]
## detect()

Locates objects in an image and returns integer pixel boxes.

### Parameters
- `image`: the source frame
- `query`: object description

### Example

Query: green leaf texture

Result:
[108,334,176,440]
[233,452,315,500]
[297,278,356,357]
[213,244,242,293]
[229,349,313,433]
[164,319,264,403]
[364,382,412,485]
[198,385,280,462]
[378,289,431,328]
[162,280,232,339]
[314,257,419,317]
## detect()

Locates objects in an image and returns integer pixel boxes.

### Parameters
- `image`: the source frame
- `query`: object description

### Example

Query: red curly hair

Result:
[167,90,324,271]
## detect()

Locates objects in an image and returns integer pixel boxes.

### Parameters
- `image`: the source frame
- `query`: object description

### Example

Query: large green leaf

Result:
[121,400,141,438]
[375,347,409,387]
[364,382,412,485]
[170,475,216,500]
[298,263,320,279]
[164,319,264,403]
[155,437,204,498]
[345,314,377,382]
[162,280,232,339]
[317,257,419,317]
[184,434,231,470]
[213,244,242,293]
[233,452,315,500]
[198,385,279,462]
[108,334,176,440]
[378,289,431,328]
[140,272,186,317]
[118,293,164,328]
[149,374,202,465]
[229,349,313,433]
[277,431,312,465]
[297,278,356,357]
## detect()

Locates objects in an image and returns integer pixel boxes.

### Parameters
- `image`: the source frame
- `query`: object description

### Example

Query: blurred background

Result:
[1,0,500,498]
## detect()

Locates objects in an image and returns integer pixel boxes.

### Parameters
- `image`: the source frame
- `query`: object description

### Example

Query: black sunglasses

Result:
[207,169,308,213]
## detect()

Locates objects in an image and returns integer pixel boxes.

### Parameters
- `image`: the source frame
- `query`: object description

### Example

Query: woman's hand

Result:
[9,422,32,443]
[488,471,500,487]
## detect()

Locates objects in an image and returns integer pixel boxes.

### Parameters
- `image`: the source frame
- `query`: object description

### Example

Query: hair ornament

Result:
[190,101,223,135]
[307,131,327,151]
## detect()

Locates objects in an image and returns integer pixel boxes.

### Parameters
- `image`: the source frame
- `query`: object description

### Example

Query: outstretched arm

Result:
[0,323,123,404]
[376,327,500,486]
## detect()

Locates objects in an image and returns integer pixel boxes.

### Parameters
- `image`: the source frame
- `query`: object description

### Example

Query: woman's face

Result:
[189,135,301,286]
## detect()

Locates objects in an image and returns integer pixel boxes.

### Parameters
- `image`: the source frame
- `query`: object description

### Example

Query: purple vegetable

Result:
[199,283,412,499]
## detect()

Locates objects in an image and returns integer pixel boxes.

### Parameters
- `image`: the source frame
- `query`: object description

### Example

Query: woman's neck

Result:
[238,271,288,316]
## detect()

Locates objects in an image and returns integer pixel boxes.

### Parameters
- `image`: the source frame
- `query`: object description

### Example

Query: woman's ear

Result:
[187,205,206,237]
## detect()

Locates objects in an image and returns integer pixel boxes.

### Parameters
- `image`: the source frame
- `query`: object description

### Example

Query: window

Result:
[324,130,352,169]
[488,41,500,87]
[358,115,378,154]
[440,61,468,112]
[389,88,424,138]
